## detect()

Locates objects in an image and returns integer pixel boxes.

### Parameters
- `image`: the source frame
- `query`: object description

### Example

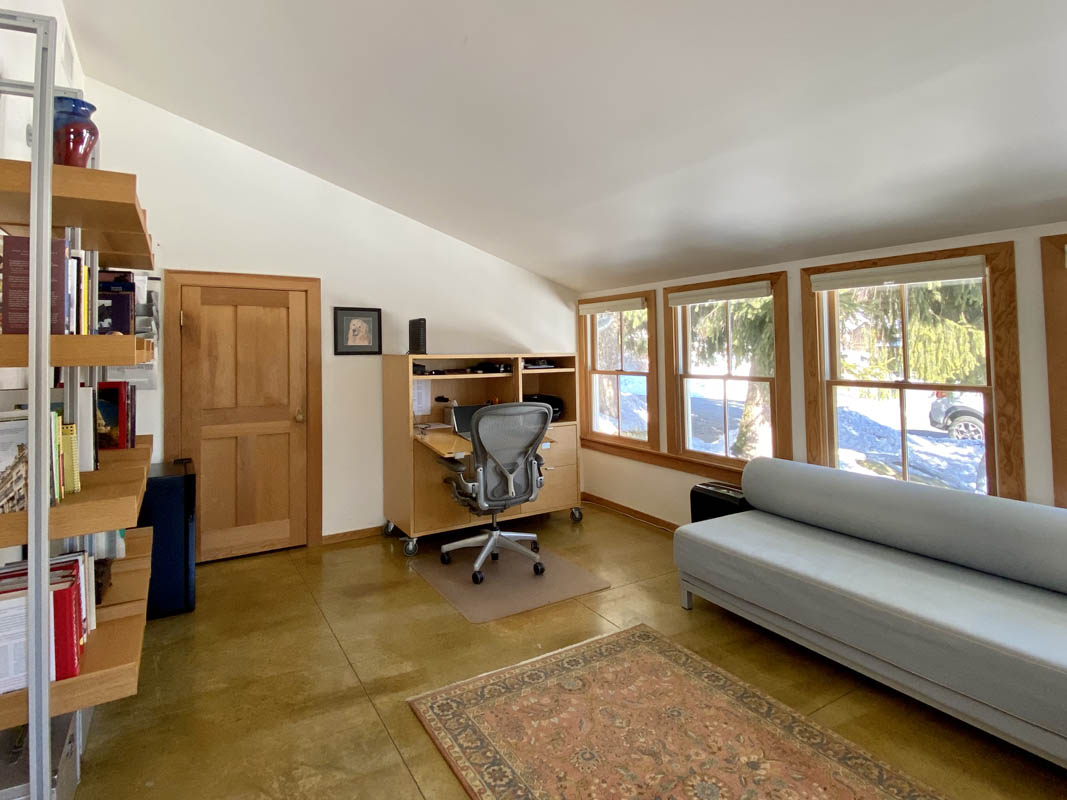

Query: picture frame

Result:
[333,307,382,355]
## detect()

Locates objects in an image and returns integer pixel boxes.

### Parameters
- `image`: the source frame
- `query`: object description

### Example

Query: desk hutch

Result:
[382,353,581,554]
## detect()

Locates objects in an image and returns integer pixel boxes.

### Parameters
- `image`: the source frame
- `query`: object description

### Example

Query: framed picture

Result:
[334,307,382,355]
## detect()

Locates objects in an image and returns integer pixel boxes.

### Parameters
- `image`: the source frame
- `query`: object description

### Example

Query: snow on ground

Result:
[597,387,987,494]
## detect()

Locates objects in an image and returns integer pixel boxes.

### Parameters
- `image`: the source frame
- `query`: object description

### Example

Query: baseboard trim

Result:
[580,493,678,532]
[317,525,381,546]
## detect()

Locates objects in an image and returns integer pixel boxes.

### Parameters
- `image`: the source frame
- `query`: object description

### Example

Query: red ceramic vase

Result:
[53,98,99,168]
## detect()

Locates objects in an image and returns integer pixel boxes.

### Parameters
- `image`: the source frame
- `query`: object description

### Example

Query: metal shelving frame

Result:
[0,9,103,797]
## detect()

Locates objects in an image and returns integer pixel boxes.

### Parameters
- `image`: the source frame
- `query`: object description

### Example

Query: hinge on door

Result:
[180,309,184,327]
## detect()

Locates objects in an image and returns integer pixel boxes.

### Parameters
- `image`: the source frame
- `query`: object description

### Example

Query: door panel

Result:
[182,284,308,561]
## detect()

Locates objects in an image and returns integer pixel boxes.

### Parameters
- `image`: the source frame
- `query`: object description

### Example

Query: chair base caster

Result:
[403,539,418,557]
[472,571,484,584]
[440,551,452,565]
[491,551,499,561]
[570,507,583,522]
[533,562,545,576]
[530,541,540,553]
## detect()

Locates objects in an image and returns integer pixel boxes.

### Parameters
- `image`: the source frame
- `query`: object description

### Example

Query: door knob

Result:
[295,409,305,423]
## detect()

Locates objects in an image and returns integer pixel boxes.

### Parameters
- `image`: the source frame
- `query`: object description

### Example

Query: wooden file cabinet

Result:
[382,353,582,555]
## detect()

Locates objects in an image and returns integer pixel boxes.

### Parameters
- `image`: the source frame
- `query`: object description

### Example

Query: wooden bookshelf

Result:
[0,435,153,548]
[521,367,575,374]
[0,335,153,367]
[0,526,152,729]
[0,158,154,270]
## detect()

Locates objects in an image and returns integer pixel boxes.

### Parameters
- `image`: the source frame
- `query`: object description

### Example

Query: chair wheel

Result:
[570,507,583,522]
[490,551,499,561]
[533,562,545,576]
[403,539,418,557]
[440,551,452,565]
[530,541,540,553]
[472,571,485,585]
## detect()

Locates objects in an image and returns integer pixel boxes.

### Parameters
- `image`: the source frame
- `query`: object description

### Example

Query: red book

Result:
[0,237,68,334]
[51,580,80,680]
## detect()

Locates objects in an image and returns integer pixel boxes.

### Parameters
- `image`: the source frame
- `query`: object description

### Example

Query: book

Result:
[77,386,97,472]
[96,382,129,451]
[0,413,29,514]
[0,237,68,335]
[98,292,134,335]
[61,423,80,494]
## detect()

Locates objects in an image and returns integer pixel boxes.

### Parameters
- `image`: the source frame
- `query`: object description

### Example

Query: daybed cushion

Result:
[741,457,1067,594]
[674,510,1067,738]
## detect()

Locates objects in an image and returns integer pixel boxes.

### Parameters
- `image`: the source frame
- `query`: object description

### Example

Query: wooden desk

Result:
[415,429,556,460]
[415,430,472,459]
[382,353,582,553]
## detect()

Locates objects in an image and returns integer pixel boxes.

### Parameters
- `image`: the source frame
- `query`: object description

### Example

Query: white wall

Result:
[83,79,576,537]
[581,222,1063,526]
[0,0,84,159]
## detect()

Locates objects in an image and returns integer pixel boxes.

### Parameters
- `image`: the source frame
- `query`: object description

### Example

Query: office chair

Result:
[439,402,551,584]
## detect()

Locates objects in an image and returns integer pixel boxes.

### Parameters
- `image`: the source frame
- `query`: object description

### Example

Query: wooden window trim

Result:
[662,271,792,468]
[1041,234,1067,507]
[800,242,1025,500]
[578,289,660,450]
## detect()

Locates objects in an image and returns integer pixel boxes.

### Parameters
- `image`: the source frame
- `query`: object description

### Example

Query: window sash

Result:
[822,279,996,493]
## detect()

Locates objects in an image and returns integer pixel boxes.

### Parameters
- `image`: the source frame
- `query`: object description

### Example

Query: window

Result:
[665,273,791,467]
[578,291,658,448]
[802,245,1026,499]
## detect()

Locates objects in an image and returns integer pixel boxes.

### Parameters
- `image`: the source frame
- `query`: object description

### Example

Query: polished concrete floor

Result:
[80,505,1067,799]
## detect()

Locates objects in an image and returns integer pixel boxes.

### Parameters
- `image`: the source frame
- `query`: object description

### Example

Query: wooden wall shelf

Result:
[0,158,154,270]
[0,335,153,367]
[0,435,153,548]
[0,527,153,730]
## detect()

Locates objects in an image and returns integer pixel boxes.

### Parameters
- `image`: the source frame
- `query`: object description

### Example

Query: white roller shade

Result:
[667,280,772,307]
[578,296,645,315]
[809,255,986,293]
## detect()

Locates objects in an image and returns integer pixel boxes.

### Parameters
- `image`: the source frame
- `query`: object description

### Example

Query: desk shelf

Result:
[0,436,153,548]
[0,527,153,730]
[413,372,513,381]
[0,335,154,367]
[521,367,575,374]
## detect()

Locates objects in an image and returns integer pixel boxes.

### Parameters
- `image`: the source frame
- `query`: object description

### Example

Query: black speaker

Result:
[408,318,426,354]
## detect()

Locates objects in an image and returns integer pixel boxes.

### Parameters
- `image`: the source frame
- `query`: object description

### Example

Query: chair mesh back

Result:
[470,403,552,506]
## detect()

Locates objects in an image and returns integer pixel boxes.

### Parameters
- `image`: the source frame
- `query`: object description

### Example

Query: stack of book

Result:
[0,237,93,336]
[0,409,86,510]
[0,551,97,691]
[97,270,136,335]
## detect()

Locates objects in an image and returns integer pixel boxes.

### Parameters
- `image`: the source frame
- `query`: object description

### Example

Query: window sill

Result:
[580,437,744,483]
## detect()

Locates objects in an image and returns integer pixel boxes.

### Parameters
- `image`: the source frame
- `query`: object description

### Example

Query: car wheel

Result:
[948,414,984,441]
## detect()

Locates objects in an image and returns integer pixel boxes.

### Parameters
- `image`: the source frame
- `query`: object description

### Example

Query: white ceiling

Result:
[67,1,1067,291]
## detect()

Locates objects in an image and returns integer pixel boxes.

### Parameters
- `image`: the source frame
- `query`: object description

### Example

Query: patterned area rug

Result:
[409,625,946,800]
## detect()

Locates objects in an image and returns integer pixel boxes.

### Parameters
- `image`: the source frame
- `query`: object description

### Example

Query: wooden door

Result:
[180,286,309,561]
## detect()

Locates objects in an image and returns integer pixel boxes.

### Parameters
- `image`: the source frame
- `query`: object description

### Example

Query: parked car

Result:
[929,392,985,440]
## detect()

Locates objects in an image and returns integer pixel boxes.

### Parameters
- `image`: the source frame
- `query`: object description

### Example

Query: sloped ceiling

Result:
[68,0,1067,290]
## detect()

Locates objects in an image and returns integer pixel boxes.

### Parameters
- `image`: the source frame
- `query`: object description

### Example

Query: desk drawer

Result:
[542,424,577,467]
[526,464,578,512]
